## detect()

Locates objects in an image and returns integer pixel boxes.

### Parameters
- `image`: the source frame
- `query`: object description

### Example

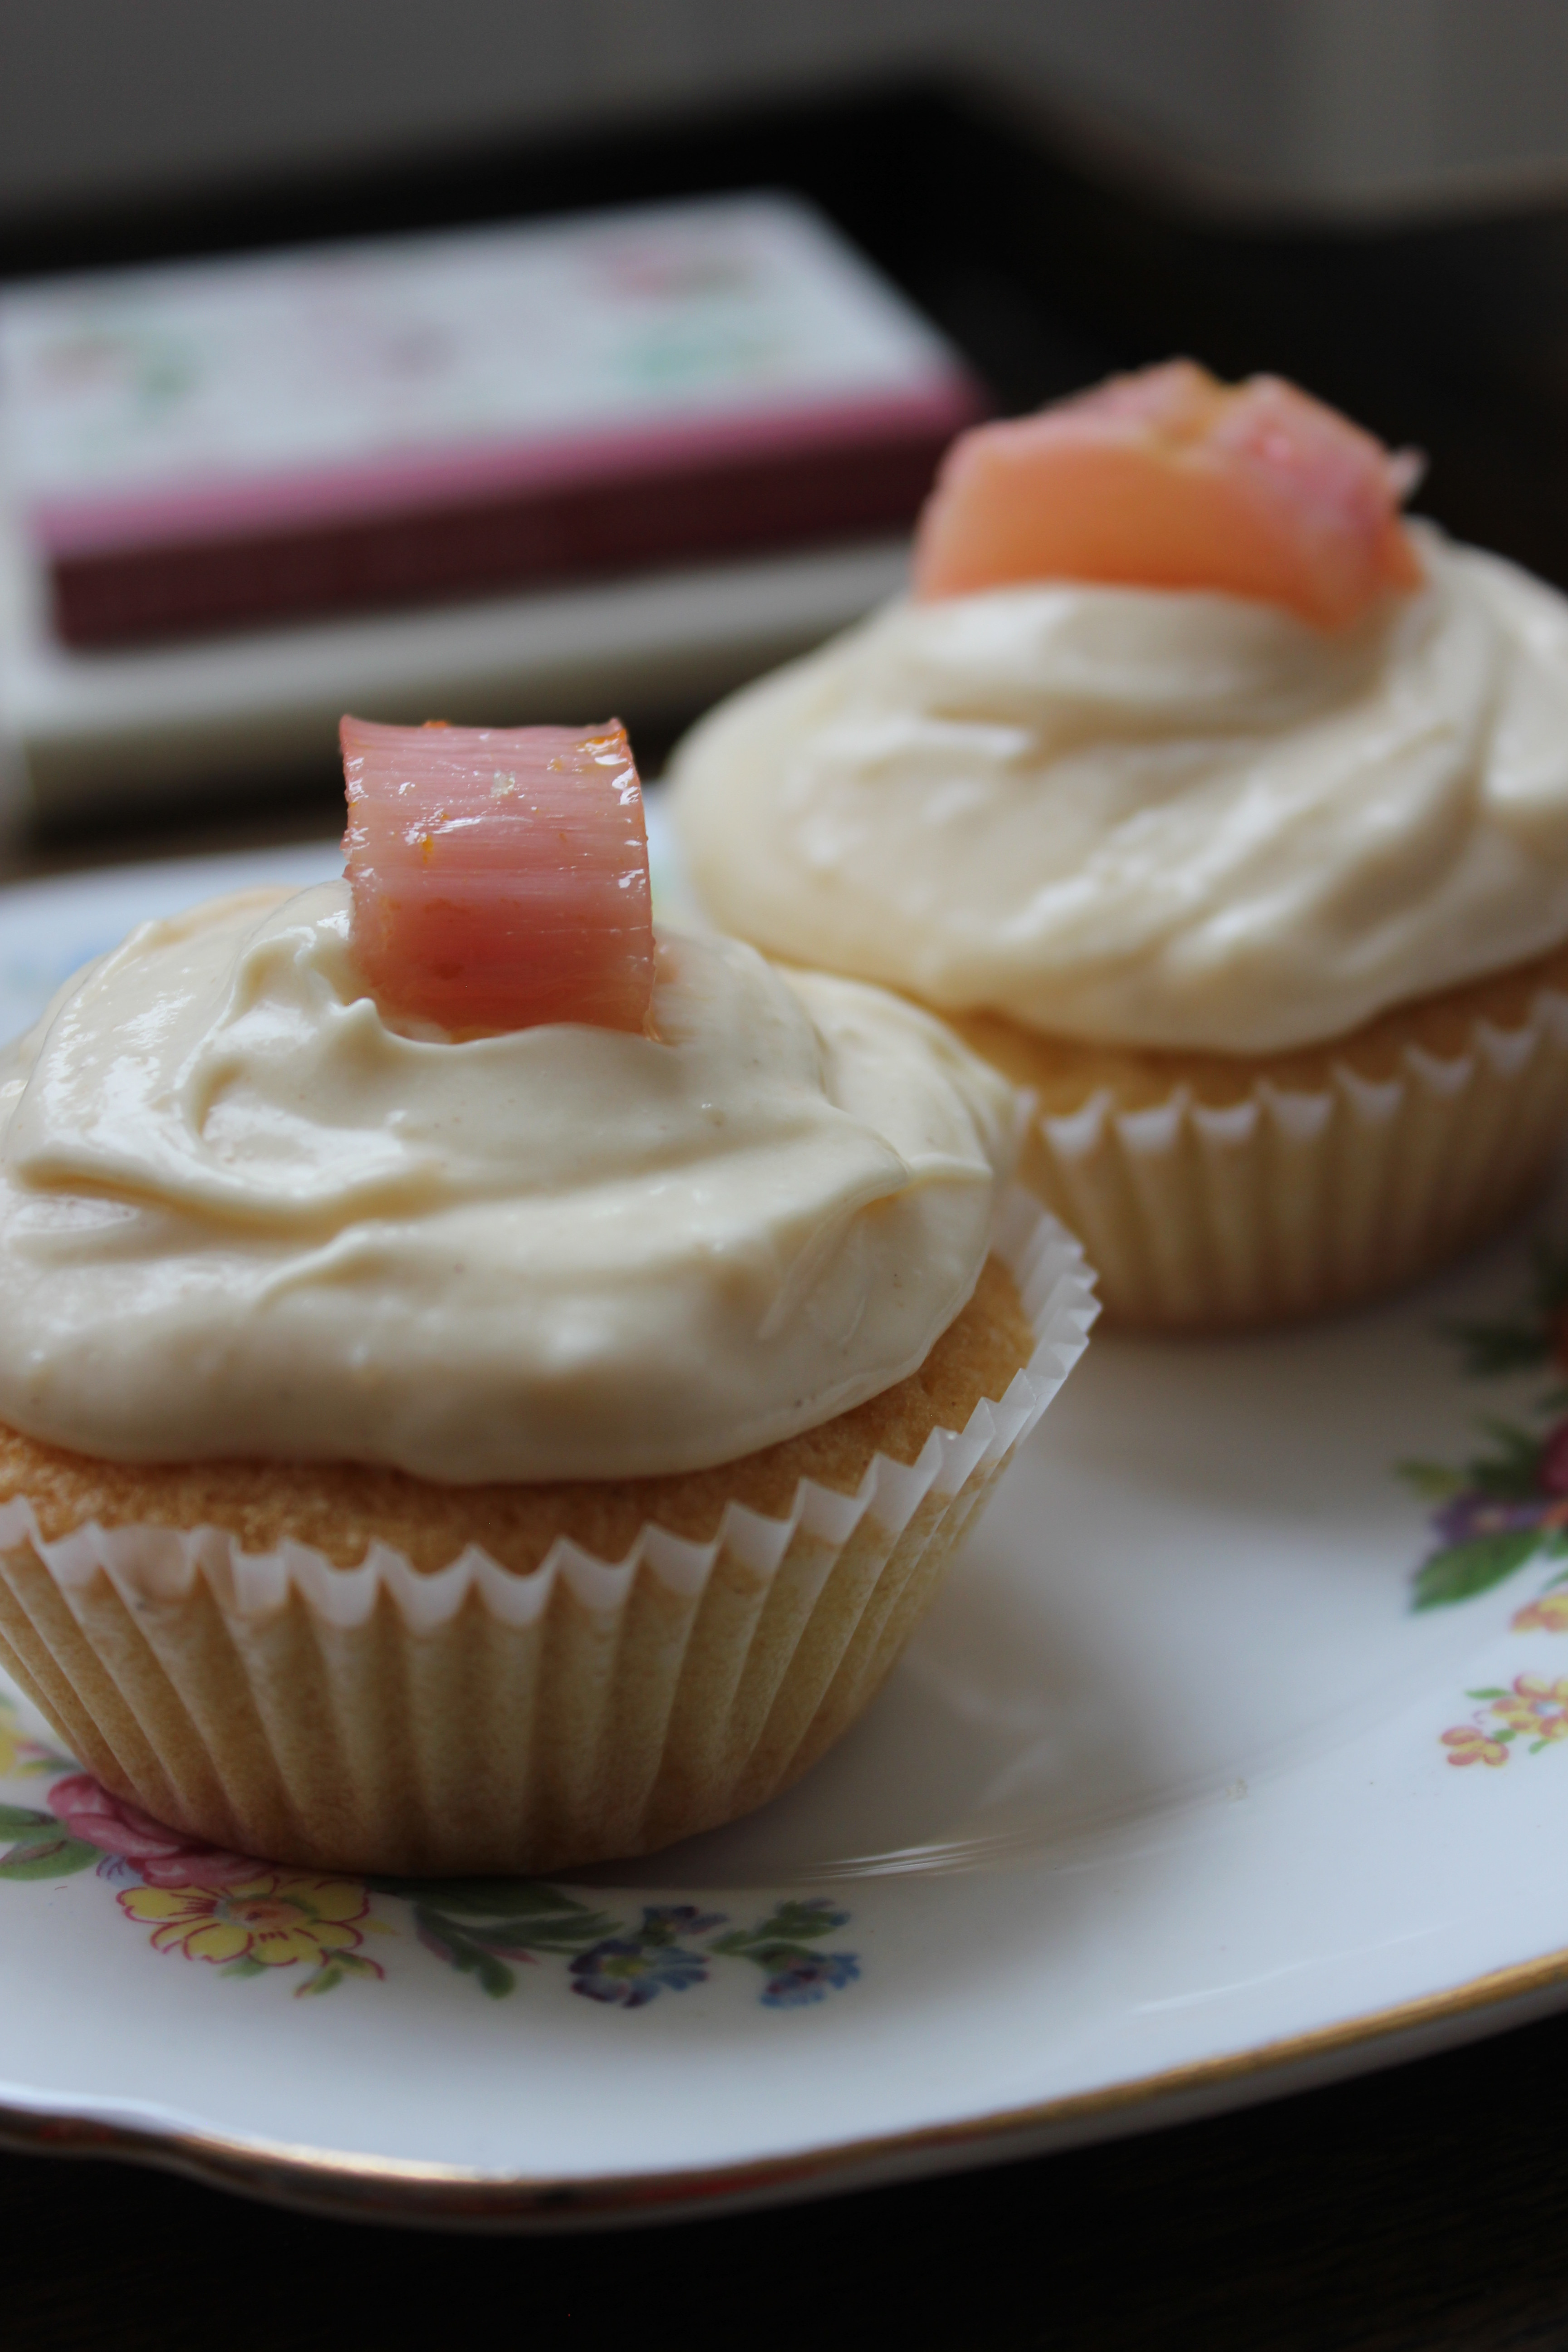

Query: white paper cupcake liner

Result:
[0,1188,1096,1876]
[1027,978,1568,1328]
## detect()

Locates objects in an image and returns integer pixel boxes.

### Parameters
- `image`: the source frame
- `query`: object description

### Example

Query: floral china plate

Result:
[2,828,1568,2228]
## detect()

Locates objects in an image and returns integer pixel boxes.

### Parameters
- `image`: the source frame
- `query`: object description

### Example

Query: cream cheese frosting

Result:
[0,884,1019,1481]
[670,524,1568,1055]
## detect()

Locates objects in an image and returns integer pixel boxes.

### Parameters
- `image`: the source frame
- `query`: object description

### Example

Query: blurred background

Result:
[5,0,1568,862]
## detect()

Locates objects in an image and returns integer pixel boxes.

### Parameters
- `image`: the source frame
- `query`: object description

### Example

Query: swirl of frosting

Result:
[0,885,1019,1481]
[670,524,1568,1055]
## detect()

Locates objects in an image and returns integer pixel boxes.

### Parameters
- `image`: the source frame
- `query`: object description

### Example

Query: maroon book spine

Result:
[45,397,981,648]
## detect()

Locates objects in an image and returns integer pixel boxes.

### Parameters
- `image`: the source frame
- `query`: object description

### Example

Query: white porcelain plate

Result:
[2,833,1568,2228]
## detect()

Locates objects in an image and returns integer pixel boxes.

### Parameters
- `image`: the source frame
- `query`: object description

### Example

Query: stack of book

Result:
[0,193,982,814]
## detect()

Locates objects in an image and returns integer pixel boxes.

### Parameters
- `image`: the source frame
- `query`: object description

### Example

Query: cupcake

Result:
[670,361,1568,1328]
[0,717,1093,1874]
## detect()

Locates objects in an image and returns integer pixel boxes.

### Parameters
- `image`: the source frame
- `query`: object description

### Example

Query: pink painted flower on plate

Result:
[48,1774,258,1888]
[119,1872,374,1968]
[1512,1590,1568,1634]
[1441,1725,1510,1768]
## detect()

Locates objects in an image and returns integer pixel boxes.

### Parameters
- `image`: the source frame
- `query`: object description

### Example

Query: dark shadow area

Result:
[6,2000,1568,2350]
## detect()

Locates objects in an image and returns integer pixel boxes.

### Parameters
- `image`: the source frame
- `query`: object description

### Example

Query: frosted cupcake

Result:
[0,718,1093,1873]
[670,362,1568,1328]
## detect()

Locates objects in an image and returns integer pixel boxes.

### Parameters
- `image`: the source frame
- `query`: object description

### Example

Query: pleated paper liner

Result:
[0,1190,1095,1877]
[954,946,1568,1330]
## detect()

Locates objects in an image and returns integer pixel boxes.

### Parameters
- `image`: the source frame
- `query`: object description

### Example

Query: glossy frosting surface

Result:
[0,885,1017,1480]
[671,526,1568,1053]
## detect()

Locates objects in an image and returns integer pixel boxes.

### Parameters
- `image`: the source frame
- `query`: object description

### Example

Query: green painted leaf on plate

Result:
[0,1834,100,1880]
[0,1804,57,1834]
[414,1909,515,1999]
[1413,1529,1545,1610]
[1397,1460,1467,1500]
[296,1965,344,1998]
[375,1877,605,1921]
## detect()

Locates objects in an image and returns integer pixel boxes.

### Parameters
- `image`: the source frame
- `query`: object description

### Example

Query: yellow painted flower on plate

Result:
[120,1872,370,1967]
[1513,1590,1568,1634]
[1492,1674,1568,1742]
[1441,1725,1511,1768]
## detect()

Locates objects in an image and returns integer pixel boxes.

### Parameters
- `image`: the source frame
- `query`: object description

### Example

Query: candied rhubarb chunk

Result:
[912,359,1423,628]
[341,715,654,1033]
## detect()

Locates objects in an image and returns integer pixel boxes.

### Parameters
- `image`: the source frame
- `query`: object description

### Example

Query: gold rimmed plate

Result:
[2,832,1568,2227]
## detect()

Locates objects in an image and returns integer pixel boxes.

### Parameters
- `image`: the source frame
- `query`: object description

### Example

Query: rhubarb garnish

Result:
[911,360,1423,628]
[341,715,654,1034]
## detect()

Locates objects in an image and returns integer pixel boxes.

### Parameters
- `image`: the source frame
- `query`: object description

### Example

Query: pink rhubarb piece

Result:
[341,715,654,1034]
[911,359,1424,628]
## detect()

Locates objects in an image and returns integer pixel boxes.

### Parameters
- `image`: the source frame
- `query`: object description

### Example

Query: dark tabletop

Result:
[5,2001,1567,2352]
